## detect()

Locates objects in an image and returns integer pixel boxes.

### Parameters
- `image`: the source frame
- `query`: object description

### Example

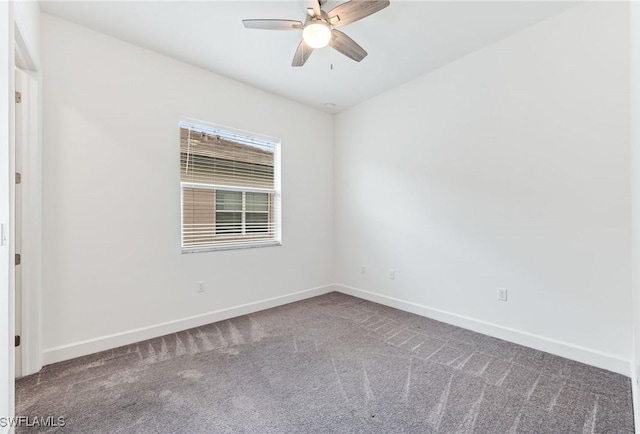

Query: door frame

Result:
[13,24,41,378]
[14,66,23,379]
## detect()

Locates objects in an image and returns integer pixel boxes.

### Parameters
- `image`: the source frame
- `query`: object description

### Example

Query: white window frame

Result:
[180,119,282,253]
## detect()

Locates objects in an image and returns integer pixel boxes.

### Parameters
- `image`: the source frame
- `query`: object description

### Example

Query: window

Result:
[180,120,281,252]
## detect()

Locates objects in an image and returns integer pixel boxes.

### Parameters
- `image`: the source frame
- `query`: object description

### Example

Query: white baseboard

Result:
[42,284,336,365]
[41,283,632,377]
[336,284,631,376]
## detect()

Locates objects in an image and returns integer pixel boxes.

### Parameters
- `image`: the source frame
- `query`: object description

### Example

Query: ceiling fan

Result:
[242,0,390,67]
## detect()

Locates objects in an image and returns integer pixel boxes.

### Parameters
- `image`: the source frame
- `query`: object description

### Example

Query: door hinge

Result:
[15,335,20,347]
[15,253,21,265]
[15,172,21,184]
[15,91,21,104]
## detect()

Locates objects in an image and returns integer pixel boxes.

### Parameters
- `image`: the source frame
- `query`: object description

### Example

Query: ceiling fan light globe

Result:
[302,22,332,48]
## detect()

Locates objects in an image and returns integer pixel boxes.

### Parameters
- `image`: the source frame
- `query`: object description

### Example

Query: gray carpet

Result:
[16,292,634,433]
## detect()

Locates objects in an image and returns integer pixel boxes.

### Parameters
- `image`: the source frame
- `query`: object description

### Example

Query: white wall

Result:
[41,15,334,361]
[334,3,631,374]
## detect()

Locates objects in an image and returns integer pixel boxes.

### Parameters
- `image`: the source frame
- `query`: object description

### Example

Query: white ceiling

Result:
[40,1,576,113]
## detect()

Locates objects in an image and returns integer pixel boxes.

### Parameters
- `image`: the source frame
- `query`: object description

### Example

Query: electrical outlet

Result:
[389,269,396,280]
[497,288,508,301]
[361,266,366,274]
[197,281,205,293]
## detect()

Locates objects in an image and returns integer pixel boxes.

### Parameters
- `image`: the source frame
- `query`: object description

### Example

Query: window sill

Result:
[181,240,282,254]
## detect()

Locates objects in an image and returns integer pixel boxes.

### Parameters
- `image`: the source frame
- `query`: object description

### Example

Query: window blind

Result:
[180,121,281,251]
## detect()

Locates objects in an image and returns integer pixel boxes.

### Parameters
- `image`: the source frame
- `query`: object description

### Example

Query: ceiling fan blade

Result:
[242,19,303,30]
[328,0,390,28]
[330,30,367,62]
[299,0,322,18]
[292,40,314,67]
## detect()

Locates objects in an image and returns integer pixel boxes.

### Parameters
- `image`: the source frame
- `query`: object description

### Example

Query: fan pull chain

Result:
[329,45,334,70]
